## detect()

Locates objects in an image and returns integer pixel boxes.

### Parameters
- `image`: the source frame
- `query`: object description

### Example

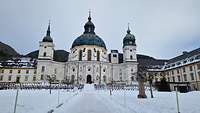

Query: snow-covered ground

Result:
[0,85,200,113]
[0,89,79,113]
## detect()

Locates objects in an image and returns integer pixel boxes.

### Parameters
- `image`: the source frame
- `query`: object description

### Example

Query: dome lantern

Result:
[83,11,95,34]
[71,12,106,49]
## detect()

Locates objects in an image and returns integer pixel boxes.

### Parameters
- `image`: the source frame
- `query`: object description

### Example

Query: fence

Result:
[0,83,84,90]
[94,84,155,91]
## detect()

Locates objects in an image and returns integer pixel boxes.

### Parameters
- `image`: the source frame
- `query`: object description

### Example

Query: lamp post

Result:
[57,83,60,105]
[13,87,19,113]
[176,86,181,113]
[99,62,102,84]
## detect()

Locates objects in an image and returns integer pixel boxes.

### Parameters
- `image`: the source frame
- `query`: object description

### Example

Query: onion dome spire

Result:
[127,23,131,34]
[123,23,136,47]
[71,11,106,49]
[84,10,95,34]
[42,20,53,42]
[88,10,91,21]
[46,20,51,36]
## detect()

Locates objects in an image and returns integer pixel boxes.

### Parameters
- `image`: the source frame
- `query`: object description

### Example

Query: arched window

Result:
[103,75,106,82]
[97,50,100,61]
[41,66,45,72]
[131,76,134,81]
[79,50,83,61]
[43,52,46,57]
[87,49,92,61]
[130,55,133,60]
[71,75,75,84]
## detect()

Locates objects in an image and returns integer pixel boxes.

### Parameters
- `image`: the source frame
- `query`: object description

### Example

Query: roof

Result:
[72,34,106,49]
[71,14,106,49]
[123,27,136,47]
[167,48,200,64]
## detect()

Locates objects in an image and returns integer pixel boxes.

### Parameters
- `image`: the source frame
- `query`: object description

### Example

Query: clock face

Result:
[129,41,132,44]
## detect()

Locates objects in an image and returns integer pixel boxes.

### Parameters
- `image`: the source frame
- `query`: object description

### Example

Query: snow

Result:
[0,85,200,113]
[0,89,78,113]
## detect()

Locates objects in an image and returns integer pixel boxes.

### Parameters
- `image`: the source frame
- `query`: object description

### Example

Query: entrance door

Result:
[86,75,92,84]
[16,76,20,83]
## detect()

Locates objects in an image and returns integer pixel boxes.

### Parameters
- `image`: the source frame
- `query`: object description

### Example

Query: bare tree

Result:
[137,66,147,98]
[46,74,56,94]
[147,72,154,98]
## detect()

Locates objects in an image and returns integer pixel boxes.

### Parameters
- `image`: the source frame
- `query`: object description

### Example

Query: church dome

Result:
[123,26,136,47]
[71,13,106,49]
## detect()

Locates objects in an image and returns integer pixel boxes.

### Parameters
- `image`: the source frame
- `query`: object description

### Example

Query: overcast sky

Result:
[0,0,199,59]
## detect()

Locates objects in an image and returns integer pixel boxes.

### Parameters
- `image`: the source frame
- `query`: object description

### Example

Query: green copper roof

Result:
[123,26,136,47]
[71,13,106,49]
[72,34,106,49]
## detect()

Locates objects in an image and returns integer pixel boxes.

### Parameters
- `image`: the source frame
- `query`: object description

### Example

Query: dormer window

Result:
[190,58,194,62]
[183,60,187,64]
[195,55,200,59]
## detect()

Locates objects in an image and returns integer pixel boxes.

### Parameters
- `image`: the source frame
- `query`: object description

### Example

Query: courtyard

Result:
[0,84,200,113]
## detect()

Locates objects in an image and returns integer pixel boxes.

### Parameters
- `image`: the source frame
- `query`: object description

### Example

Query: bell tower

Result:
[123,24,137,62]
[38,22,54,60]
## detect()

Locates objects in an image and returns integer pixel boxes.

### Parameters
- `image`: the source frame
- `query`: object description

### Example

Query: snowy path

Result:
[1,86,200,113]
[55,84,135,113]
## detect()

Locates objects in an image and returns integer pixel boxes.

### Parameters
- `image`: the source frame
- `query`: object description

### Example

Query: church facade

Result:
[37,14,138,85]
[0,14,138,85]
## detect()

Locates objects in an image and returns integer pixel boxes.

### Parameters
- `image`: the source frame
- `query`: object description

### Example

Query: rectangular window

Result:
[41,75,44,80]
[172,76,175,82]
[9,70,12,74]
[18,70,21,74]
[113,54,117,57]
[25,76,28,81]
[172,70,174,75]
[155,78,158,82]
[0,75,3,81]
[41,66,45,72]
[8,76,12,81]
[1,70,4,73]
[198,71,200,80]
[197,64,200,70]
[26,70,29,74]
[177,69,179,74]
[183,67,186,73]
[177,75,181,82]
[190,73,194,80]
[54,69,57,74]
[167,77,170,82]
[34,70,37,74]
[190,66,193,71]
[184,74,187,81]
[33,76,36,81]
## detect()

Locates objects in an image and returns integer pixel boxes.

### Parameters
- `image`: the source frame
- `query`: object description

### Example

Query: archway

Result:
[86,75,92,84]
[16,76,20,83]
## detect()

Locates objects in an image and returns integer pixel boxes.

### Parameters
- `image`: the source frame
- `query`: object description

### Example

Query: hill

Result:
[0,41,168,67]
[25,50,69,62]
[0,41,19,60]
